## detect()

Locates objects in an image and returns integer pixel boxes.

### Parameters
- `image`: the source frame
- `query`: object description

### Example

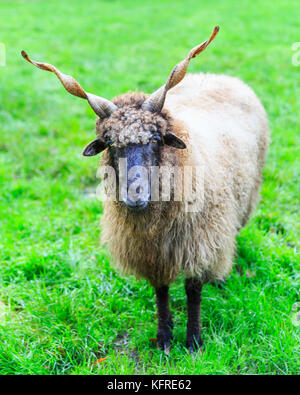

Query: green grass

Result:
[0,0,299,375]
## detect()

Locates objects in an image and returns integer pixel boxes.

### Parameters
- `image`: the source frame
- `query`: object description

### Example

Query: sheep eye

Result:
[152,135,161,143]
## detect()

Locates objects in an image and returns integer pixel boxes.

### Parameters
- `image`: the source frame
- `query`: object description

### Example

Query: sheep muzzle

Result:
[112,143,160,211]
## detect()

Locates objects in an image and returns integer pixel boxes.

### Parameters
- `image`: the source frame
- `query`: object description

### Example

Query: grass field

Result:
[0,0,299,375]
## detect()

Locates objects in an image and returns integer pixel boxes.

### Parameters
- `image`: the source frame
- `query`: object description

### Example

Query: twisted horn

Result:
[142,26,220,113]
[21,51,117,118]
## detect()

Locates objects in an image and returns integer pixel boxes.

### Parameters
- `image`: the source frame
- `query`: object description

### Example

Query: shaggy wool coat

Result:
[99,73,270,287]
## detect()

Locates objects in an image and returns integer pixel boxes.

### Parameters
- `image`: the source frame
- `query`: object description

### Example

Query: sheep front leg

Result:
[185,278,203,352]
[155,285,173,352]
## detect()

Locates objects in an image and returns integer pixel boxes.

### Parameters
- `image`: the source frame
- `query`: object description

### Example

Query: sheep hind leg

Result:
[155,285,173,353]
[185,277,203,352]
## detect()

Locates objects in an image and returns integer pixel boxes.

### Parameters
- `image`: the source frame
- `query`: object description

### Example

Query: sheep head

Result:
[91,102,186,210]
[21,26,219,211]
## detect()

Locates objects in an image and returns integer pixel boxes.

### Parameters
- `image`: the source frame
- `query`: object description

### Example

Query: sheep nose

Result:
[124,174,150,210]
[124,198,149,211]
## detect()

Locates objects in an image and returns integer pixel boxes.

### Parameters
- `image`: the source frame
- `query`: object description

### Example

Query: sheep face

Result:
[84,105,186,211]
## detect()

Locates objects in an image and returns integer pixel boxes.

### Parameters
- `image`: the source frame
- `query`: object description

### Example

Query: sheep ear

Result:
[164,132,186,149]
[82,137,107,156]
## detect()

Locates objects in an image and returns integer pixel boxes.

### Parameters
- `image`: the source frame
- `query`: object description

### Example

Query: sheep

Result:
[22,26,270,352]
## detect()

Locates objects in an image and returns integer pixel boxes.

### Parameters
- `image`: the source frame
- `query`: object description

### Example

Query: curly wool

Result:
[95,93,170,147]
[99,75,270,287]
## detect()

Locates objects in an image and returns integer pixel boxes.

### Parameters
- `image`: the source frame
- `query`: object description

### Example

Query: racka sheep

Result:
[22,26,270,352]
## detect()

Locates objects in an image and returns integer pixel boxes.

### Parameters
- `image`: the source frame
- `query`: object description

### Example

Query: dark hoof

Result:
[157,327,173,353]
[186,336,203,353]
[160,343,171,355]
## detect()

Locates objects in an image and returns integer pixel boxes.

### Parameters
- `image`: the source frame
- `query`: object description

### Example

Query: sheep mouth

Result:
[124,199,149,211]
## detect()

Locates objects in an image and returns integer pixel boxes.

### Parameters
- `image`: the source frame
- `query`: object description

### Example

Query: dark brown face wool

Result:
[99,106,168,147]
[95,93,170,147]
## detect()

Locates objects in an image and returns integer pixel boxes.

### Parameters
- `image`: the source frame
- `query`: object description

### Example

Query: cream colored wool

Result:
[100,73,270,287]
